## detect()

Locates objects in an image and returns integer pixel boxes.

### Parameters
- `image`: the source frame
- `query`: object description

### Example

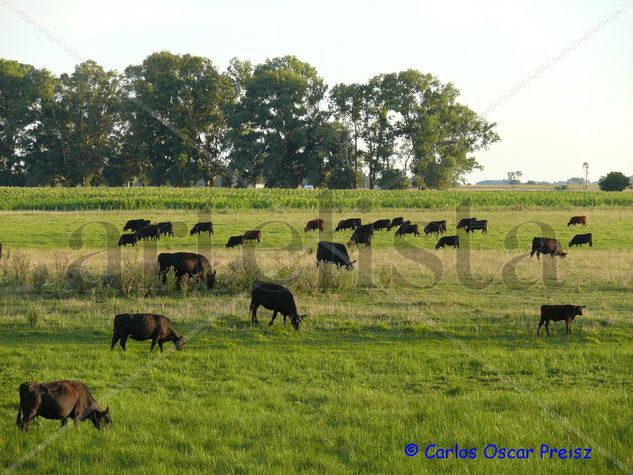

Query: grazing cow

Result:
[569,233,593,248]
[16,381,110,432]
[190,222,214,236]
[435,235,460,249]
[372,219,392,231]
[568,216,587,227]
[457,217,477,229]
[157,252,216,288]
[117,233,137,247]
[395,223,419,237]
[335,218,360,231]
[135,224,160,241]
[304,219,324,233]
[424,220,447,236]
[250,281,305,330]
[530,237,567,259]
[157,222,174,237]
[538,305,585,336]
[465,219,488,234]
[348,229,372,247]
[225,235,244,248]
[316,241,355,269]
[391,217,404,227]
[111,313,185,352]
[243,230,262,244]
[123,219,150,232]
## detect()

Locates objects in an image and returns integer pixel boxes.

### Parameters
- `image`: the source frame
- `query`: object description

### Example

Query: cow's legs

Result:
[61,417,68,428]
[537,319,545,336]
[269,310,279,326]
[250,301,259,324]
[158,341,164,352]
[120,334,128,351]
[110,330,121,350]
[545,320,550,336]
[566,319,571,335]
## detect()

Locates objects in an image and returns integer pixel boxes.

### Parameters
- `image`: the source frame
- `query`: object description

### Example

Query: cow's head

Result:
[575,306,585,316]
[85,406,111,429]
[345,259,357,271]
[174,337,185,351]
[206,269,217,289]
[290,314,306,331]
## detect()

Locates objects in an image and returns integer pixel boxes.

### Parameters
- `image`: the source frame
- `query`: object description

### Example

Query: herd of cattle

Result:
[15,214,592,432]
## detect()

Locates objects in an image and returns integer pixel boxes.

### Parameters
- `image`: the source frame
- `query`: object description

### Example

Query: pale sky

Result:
[1,0,632,183]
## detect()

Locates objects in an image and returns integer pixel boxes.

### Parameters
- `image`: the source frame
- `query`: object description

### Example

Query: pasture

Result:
[0,206,632,473]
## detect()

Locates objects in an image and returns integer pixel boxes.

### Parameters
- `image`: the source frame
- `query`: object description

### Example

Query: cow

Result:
[243,230,261,244]
[316,241,355,269]
[135,224,160,241]
[530,237,567,259]
[0,242,3,258]
[123,219,150,232]
[435,235,460,249]
[16,380,111,432]
[465,219,488,234]
[424,220,447,236]
[372,219,392,231]
[568,216,587,227]
[348,229,372,247]
[157,222,174,237]
[225,235,244,248]
[569,233,593,248]
[117,233,137,247]
[111,313,185,352]
[395,223,419,237]
[457,217,477,229]
[190,222,214,236]
[537,305,585,336]
[157,252,216,288]
[335,218,360,231]
[250,281,305,331]
[304,219,324,233]
[391,217,404,227]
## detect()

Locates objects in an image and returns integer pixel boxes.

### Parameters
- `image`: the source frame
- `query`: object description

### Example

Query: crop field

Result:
[0,203,632,473]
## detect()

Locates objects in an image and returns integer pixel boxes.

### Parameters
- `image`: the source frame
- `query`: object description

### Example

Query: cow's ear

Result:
[300,314,307,319]
[213,270,217,276]
[351,260,357,264]
[105,406,110,414]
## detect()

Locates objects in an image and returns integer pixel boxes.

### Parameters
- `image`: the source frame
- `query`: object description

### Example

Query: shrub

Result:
[317,262,356,292]
[0,250,32,286]
[599,172,631,192]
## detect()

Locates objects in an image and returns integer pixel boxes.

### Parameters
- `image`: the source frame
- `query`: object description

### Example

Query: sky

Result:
[1,0,632,183]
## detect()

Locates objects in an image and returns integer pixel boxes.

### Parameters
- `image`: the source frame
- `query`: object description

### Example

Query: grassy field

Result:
[0,208,632,473]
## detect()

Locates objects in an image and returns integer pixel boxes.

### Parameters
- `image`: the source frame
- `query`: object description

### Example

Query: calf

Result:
[225,235,244,248]
[465,219,488,234]
[569,233,593,248]
[111,313,185,352]
[568,216,587,227]
[531,237,567,259]
[457,217,477,229]
[304,219,324,232]
[117,233,137,247]
[16,380,111,432]
[316,241,355,269]
[391,217,404,227]
[123,219,150,232]
[435,235,460,249]
[537,305,585,336]
[243,230,262,243]
[395,223,419,237]
[250,281,305,330]
[157,222,174,237]
[372,219,392,231]
[190,222,214,236]
[424,220,447,236]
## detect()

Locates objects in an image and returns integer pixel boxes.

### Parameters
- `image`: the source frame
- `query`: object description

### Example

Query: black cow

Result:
[335,218,360,231]
[569,233,592,247]
[424,220,447,236]
[316,241,355,269]
[538,305,585,336]
[395,223,419,237]
[111,313,185,352]
[157,222,174,237]
[117,234,137,247]
[391,217,404,227]
[465,220,488,234]
[435,235,460,249]
[243,230,261,243]
[457,217,477,229]
[16,381,110,432]
[250,281,305,330]
[348,230,372,247]
[530,237,567,259]
[157,252,216,288]
[225,235,244,248]
[190,222,214,236]
[123,219,150,232]
[135,224,160,241]
[373,219,392,231]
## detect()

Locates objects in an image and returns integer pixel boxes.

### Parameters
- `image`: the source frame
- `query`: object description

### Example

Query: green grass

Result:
[0,208,632,473]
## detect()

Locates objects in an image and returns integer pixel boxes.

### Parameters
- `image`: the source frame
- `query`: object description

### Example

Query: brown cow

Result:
[530,237,567,259]
[16,380,111,431]
[111,313,185,352]
[243,230,261,243]
[568,216,587,227]
[537,305,585,336]
[304,219,324,233]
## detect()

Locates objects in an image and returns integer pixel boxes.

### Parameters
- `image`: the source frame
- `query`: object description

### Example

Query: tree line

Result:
[0,53,499,188]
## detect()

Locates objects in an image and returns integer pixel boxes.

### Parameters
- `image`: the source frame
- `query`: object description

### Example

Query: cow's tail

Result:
[16,382,29,428]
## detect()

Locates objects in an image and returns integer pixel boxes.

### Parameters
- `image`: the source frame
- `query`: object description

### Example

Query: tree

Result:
[381,70,499,189]
[598,171,631,191]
